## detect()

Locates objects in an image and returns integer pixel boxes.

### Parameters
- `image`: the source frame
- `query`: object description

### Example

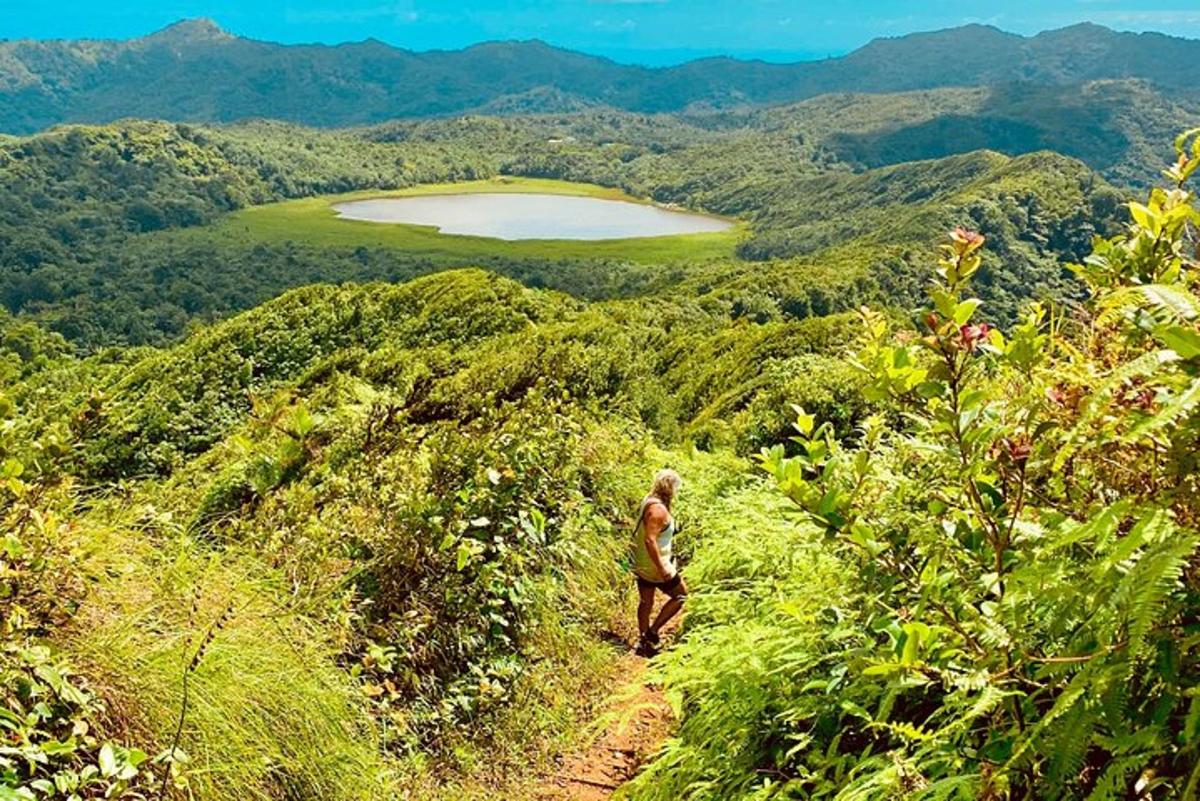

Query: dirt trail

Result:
[533,621,678,800]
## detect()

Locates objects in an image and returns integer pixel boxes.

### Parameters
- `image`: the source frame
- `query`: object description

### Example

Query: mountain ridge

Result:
[2,19,1198,133]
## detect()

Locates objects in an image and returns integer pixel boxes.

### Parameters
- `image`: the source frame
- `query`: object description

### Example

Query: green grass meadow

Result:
[199,177,744,264]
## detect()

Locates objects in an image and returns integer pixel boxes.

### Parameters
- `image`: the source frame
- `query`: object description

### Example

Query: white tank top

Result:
[631,497,676,581]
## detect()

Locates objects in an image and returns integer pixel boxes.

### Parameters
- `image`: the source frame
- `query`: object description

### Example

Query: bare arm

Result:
[642,503,674,581]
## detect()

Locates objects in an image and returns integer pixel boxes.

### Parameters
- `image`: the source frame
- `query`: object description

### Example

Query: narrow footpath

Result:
[533,620,679,800]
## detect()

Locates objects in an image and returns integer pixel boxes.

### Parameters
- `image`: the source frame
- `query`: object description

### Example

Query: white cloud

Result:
[592,17,638,30]
[284,3,419,25]
[1087,9,1200,25]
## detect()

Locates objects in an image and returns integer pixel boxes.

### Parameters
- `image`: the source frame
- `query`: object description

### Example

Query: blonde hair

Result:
[649,468,682,507]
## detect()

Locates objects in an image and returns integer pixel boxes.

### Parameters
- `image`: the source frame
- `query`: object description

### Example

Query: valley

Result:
[0,118,1120,347]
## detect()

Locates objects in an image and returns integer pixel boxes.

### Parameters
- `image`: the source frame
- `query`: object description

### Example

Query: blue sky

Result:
[3,0,1200,64]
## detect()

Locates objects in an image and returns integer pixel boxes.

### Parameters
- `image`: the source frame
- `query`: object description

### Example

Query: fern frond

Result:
[1185,692,1200,745]
[1098,675,1129,737]
[1182,745,1200,801]
[1045,696,1100,790]
[1138,284,1200,322]
[871,719,935,744]
[834,754,906,801]
[1091,508,1173,581]
[1121,373,1200,442]
[1115,527,1199,659]
[1056,350,1180,470]
[926,685,1011,742]
[1096,284,1200,327]
[1083,754,1150,801]
[1005,675,1089,769]
[1048,501,1130,554]
[1082,350,1180,423]
[913,774,979,801]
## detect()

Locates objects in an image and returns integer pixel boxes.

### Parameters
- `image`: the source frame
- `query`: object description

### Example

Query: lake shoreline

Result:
[330,192,733,242]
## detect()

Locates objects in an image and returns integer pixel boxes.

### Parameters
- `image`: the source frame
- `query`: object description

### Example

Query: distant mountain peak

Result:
[955,22,1007,33]
[463,39,568,55]
[1055,21,1111,32]
[1034,21,1118,40]
[145,18,231,44]
[848,22,1023,58]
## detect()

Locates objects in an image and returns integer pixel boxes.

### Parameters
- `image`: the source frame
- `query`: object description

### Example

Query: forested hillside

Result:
[1,114,1126,346]
[2,19,1199,133]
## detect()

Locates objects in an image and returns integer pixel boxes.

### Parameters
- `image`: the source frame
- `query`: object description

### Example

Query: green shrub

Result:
[0,644,153,801]
[633,131,1200,801]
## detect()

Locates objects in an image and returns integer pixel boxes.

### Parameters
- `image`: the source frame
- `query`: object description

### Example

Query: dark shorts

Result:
[636,572,684,594]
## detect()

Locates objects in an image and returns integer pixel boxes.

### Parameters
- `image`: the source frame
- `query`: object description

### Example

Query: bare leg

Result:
[637,584,656,636]
[649,578,687,636]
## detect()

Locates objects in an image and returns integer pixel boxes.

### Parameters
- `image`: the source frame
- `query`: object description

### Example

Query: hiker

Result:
[631,468,687,656]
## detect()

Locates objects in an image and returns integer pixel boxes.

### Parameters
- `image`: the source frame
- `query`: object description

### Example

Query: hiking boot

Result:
[635,635,659,657]
[643,628,661,646]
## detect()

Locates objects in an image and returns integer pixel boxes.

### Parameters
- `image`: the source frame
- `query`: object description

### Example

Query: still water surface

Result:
[332,193,731,240]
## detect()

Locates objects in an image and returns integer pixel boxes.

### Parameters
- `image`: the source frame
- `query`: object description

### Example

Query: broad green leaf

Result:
[1128,202,1156,233]
[98,743,116,778]
[953,298,981,325]
[1158,325,1200,358]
